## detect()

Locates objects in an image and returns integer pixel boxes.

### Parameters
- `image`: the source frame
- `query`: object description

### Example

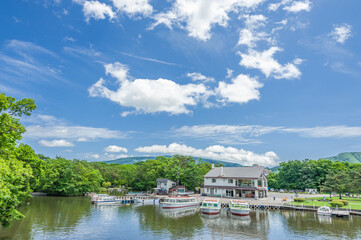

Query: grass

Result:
[286,197,361,210]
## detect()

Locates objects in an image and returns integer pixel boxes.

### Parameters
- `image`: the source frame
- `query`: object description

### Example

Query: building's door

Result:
[210,188,214,195]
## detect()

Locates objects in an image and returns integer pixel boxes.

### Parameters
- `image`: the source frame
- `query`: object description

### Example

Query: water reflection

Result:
[1,197,361,240]
[159,206,199,218]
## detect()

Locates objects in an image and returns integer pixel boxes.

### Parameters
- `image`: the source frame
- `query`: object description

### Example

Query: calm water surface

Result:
[0,196,360,240]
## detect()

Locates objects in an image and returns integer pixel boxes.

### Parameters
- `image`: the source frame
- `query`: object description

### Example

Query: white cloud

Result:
[283,0,311,13]
[89,62,210,116]
[238,47,302,79]
[268,0,291,11]
[38,139,75,147]
[91,154,100,159]
[82,1,115,22]
[186,72,215,82]
[24,114,125,141]
[329,24,352,44]
[150,0,266,41]
[237,15,272,48]
[104,145,128,153]
[111,0,153,17]
[104,153,129,159]
[216,74,263,104]
[226,68,233,79]
[135,142,279,166]
[173,124,361,141]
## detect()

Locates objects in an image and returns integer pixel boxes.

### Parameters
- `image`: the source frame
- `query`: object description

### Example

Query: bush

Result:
[338,200,349,206]
[330,201,344,207]
[294,198,306,202]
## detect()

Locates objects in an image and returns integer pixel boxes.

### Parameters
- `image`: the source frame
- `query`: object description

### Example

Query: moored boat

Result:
[200,198,221,215]
[229,200,250,216]
[134,196,159,205]
[317,206,332,216]
[160,196,200,209]
[91,194,122,205]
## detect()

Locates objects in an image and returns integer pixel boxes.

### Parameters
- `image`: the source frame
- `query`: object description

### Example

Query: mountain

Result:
[104,156,242,167]
[321,152,361,164]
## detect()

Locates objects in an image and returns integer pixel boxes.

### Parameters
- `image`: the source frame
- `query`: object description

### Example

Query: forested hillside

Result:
[321,152,361,164]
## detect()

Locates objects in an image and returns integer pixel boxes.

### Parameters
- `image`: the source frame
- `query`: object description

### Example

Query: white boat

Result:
[200,198,221,215]
[91,194,122,205]
[160,196,200,209]
[317,206,332,216]
[229,200,250,216]
[134,196,159,205]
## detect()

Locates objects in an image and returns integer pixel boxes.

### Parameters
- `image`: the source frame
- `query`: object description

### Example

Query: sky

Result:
[0,0,360,167]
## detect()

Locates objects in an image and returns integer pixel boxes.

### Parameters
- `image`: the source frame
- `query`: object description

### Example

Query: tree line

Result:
[0,92,211,228]
[267,159,361,198]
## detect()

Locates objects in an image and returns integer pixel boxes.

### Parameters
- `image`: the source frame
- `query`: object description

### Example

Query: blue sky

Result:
[1,0,360,166]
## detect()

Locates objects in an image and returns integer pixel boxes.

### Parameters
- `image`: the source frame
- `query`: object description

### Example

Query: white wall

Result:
[204,178,236,187]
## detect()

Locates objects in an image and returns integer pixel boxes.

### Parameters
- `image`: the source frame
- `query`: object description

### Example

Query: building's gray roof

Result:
[204,166,265,179]
[157,178,176,183]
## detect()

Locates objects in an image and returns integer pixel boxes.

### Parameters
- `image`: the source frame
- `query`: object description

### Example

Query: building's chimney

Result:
[221,166,224,176]
[211,162,214,169]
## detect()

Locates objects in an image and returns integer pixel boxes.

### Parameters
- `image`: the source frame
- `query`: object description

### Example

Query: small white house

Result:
[203,165,268,199]
[155,178,176,194]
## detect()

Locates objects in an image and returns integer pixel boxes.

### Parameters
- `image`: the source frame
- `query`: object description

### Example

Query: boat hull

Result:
[230,208,250,216]
[94,201,122,205]
[134,198,159,204]
[160,202,200,209]
[317,211,332,216]
[200,207,221,215]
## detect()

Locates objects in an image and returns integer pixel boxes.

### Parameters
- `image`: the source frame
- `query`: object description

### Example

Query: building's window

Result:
[212,179,216,183]
[226,189,234,197]
[228,179,233,184]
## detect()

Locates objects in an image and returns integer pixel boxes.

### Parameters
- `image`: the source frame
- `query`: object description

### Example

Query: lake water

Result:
[0,196,360,240]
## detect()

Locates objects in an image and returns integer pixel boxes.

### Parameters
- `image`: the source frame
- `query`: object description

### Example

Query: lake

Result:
[0,196,360,240]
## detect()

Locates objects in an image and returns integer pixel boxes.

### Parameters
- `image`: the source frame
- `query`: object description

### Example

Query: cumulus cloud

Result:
[329,24,352,44]
[111,0,153,16]
[88,62,210,116]
[135,142,279,166]
[283,0,311,13]
[81,1,115,22]
[238,47,302,79]
[150,0,266,41]
[38,139,75,147]
[216,74,263,104]
[104,145,128,153]
[186,72,215,82]
[91,154,100,159]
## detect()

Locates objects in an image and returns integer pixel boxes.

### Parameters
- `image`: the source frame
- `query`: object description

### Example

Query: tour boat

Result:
[317,206,332,216]
[91,194,122,205]
[229,200,250,216]
[134,196,159,205]
[200,198,221,215]
[160,196,200,209]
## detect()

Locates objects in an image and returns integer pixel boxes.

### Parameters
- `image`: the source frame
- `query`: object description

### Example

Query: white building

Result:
[203,165,268,199]
[155,178,176,194]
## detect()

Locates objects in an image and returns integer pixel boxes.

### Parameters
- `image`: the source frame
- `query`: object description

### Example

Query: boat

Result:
[134,196,159,205]
[160,196,200,209]
[229,200,250,216]
[200,198,221,215]
[317,206,332,216]
[91,194,122,205]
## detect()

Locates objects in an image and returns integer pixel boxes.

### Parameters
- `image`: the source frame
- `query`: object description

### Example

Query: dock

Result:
[332,210,350,218]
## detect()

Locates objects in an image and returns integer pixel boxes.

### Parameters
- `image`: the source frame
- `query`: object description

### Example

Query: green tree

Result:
[321,170,351,199]
[0,93,36,227]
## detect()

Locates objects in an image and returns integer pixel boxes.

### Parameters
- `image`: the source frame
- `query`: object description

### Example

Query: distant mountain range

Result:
[321,152,361,164]
[104,156,242,167]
